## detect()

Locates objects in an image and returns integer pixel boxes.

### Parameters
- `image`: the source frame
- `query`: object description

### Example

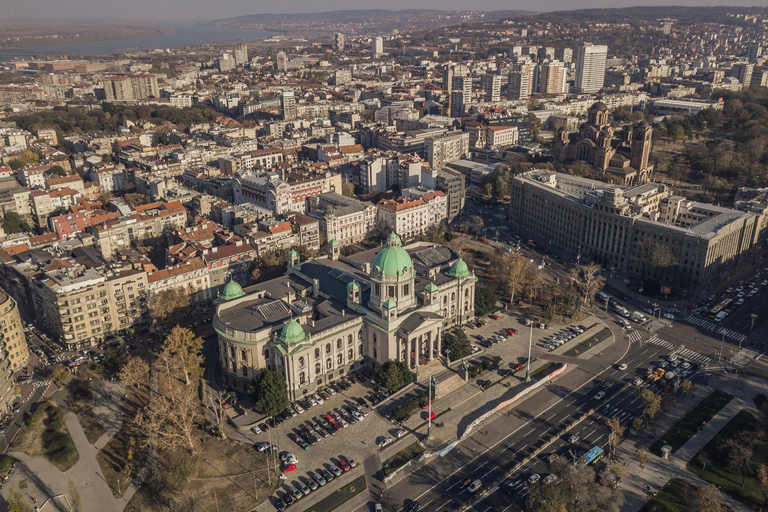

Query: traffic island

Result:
[302,475,367,512]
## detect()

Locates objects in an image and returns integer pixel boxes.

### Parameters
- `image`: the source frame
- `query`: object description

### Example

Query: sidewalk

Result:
[617,373,765,512]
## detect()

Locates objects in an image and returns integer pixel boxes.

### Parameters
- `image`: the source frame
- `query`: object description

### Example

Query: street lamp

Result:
[446,348,451,367]
[525,324,534,382]
[750,314,758,335]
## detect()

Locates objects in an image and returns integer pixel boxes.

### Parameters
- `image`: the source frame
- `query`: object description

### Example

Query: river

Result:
[0,23,276,58]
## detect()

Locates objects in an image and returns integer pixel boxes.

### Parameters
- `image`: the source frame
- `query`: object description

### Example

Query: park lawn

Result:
[68,379,106,444]
[382,442,425,475]
[563,327,611,357]
[687,410,766,509]
[531,362,563,381]
[12,400,79,471]
[303,475,366,512]
[639,478,695,512]
[650,389,733,456]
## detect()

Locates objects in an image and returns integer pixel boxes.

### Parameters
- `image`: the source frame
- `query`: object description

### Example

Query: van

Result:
[620,319,631,329]
[468,479,483,493]
[714,311,727,322]
[597,292,609,303]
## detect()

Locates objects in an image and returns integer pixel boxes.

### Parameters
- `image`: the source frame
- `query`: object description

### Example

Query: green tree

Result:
[2,211,31,234]
[251,368,289,417]
[474,284,498,316]
[99,349,124,379]
[377,360,415,393]
[6,487,31,512]
[638,388,661,425]
[341,182,356,197]
[442,328,471,361]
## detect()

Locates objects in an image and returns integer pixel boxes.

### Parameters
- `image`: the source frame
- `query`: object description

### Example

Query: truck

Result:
[597,291,609,303]
[614,305,629,317]
[631,311,647,323]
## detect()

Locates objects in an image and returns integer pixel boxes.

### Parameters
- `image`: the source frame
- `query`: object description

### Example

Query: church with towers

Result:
[553,101,654,186]
[213,232,476,401]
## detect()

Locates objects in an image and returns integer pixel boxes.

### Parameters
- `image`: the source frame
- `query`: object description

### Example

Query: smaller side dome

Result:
[425,281,439,293]
[278,318,306,344]
[591,101,608,111]
[218,277,245,302]
[448,258,471,278]
[347,279,361,291]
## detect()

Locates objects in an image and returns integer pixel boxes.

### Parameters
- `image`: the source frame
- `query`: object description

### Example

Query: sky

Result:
[2,0,767,22]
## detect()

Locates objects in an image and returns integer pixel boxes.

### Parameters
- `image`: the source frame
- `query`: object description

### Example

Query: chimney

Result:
[342,309,346,316]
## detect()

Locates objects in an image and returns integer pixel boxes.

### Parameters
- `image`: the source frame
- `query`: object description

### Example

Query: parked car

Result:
[378,437,393,448]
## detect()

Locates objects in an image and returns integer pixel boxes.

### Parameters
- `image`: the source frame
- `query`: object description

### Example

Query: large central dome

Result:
[372,232,412,278]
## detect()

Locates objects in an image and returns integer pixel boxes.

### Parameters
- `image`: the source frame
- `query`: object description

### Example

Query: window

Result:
[443,296,447,305]
[348,334,353,345]
[315,348,320,358]
[403,284,409,296]
[299,372,305,385]
[359,344,363,356]
[465,289,469,298]
[315,363,321,375]
[230,347,236,358]
[373,347,378,359]
[388,286,395,297]
[264,349,269,360]
[298,357,305,368]
[241,349,247,361]
[451,292,455,301]
[326,358,332,370]
[348,349,353,360]
[337,354,343,364]
[337,339,342,349]
[241,366,248,376]
[375,284,380,295]
[326,343,331,354]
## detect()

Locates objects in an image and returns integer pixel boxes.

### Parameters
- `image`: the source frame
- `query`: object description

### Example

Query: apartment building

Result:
[0,289,29,375]
[481,74,502,102]
[85,165,126,193]
[425,131,470,171]
[147,257,212,306]
[308,192,378,246]
[201,240,258,296]
[402,188,448,226]
[218,148,285,175]
[286,213,321,252]
[233,170,339,215]
[509,170,757,293]
[376,196,431,241]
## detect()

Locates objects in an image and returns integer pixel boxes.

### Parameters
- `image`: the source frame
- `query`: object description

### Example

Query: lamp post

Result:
[718,331,725,362]
[427,370,434,440]
[446,348,451,367]
[750,313,758,335]
[525,324,534,383]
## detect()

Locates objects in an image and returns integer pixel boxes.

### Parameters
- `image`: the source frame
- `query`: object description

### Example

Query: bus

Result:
[707,305,722,319]
[583,445,605,466]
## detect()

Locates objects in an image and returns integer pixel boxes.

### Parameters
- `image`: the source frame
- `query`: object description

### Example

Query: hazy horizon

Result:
[2,0,767,23]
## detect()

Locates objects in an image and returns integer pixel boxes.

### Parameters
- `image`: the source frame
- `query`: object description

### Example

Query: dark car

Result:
[282,493,294,507]
[404,501,421,512]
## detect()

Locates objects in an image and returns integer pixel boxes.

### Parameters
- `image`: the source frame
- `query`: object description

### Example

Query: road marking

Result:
[435,500,452,510]
[480,466,497,479]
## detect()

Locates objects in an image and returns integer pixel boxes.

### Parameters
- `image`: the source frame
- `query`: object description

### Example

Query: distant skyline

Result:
[3,0,768,22]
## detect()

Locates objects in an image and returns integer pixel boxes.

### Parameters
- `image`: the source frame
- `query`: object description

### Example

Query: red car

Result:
[423,411,437,421]
[489,314,500,320]
[512,362,524,372]
[337,458,351,472]
[505,329,517,336]
[281,463,296,473]
[420,402,431,410]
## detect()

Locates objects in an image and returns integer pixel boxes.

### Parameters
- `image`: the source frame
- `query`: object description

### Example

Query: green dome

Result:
[288,249,299,258]
[425,281,439,293]
[278,318,306,344]
[448,258,471,279]
[382,299,397,309]
[347,280,361,290]
[218,277,245,302]
[372,232,412,278]
[329,239,340,247]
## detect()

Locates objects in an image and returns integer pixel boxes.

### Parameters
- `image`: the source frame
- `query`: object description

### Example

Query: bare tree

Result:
[690,484,724,512]
[148,288,192,326]
[208,389,229,441]
[607,416,625,457]
[569,263,606,305]
[135,378,201,453]
[697,451,711,472]
[119,356,150,389]
[725,433,755,487]
[164,326,203,386]
[68,479,82,512]
[636,445,650,467]
[492,254,532,303]
[469,215,484,239]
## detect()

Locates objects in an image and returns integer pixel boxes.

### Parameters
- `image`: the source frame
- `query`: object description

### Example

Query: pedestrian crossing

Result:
[32,379,51,389]
[627,330,643,343]
[684,316,748,344]
[647,336,711,365]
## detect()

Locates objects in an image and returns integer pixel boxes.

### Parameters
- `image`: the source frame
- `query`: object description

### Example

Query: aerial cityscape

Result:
[0,2,768,512]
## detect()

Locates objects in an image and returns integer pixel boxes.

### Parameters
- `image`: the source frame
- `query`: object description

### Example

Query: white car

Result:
[395,429,407,438]
[633,377,644,386]
[313,394,324,405]
[293,403,305,414]
[543,474,557,485]
[352,410,364,421]
[528,474,541,485]
[308,396,318,407]
[618,363,628,371]
[326,387,336,396]
[468,479,483,493]
[593,391,606,400]
[250,425,261,434]
[296,480,310,496]
[568,434,579,444]
[663,313,675,320]
[312,471,326,486]
[377,437,393,448]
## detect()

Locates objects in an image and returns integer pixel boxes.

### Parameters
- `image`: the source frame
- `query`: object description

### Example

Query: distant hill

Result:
[518,5,768,24]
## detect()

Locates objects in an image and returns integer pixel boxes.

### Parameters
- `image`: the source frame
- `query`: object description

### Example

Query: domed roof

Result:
[591,101,608,112]
[288,248,299,258]
[347,279,361,290]
[372,232,412,278]
[425,281,439,293]
[448,258,471,279]
[278,318,306,344]
[218,277,245,302]
[329,239,340,247]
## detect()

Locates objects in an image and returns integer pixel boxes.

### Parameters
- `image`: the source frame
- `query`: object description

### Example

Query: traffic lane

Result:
[726,291,767,332]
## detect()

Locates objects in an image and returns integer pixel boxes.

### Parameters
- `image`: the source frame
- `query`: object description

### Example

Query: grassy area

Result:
[687,410,766,509]
[563,327,612,357]
[303,475,367,512]
[97,380,150,498]
[531,362,563,381]
[382,442,426,475]
[12,401,79,471]
[68,379,106,444]
[638,478,696,512]
[650,389,733,456]
[0,455,17,480]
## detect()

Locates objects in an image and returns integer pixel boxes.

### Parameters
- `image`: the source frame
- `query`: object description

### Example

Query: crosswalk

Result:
[684,315,748,344]
[648,336,711,365]
[627,330,644,343]
[32,379,51,389]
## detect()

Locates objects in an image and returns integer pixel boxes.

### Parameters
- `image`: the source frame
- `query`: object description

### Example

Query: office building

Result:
[575,43,608,93]
[372,37,384,59]
[509,170,758,294]
[335,33,345,51]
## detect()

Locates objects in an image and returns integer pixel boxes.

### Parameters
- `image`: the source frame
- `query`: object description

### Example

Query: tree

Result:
[68,478,83,512]
[149,288,192,326]
[124,192,147,207]
[51,365,73,386]
[469,215,484,239]
[119,356,150,388]
[208,390,229,441]
[1,211,31,234]
[341,182,356,197]
[569,263,606,305]
[725,432,756,486]
[442,329,471,361]
[99,349,124,379]
[757,464,768,499]
[6,487,31,512]
[606,416,625,457]
[377,360,415,393]
[697,451,711,472]
[135,378,201,453]
[474,284,498,316]
[636,445,650,467]
[638,389,661,424]
[632,416,644,435]
[163,326,203,386]
[690,484,723,512]
[50,165,67,176]
[252,368,289,417]
[492,254,533,303]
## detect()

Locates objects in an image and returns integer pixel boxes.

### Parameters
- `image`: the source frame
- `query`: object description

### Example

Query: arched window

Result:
[299,372,306,385]
[264,349,269,360]
[359,344,363,356]
[337,354,343,364]
[465,289,469,298]
[315,348,320,358]
[348,349,353,360]
[451,292,455,301]
[298,356,305,368]
[464,301,469,311]
[326,343,331,354]
[315,363,321,375]
[337,339,342,349]
[326,358,332,370]
[241,349,247,361]
[348,334,353,345]
[451,306,455,316]
[443,296,447,304]
[230,346,236,358]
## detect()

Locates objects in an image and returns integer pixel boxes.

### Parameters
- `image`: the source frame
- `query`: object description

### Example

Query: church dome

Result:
[218,277,245,302]
[278,318,306,344]
[591,101,608,112]
[348,279,361,291]
[448,258,471,278]
[372,232,412,278]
